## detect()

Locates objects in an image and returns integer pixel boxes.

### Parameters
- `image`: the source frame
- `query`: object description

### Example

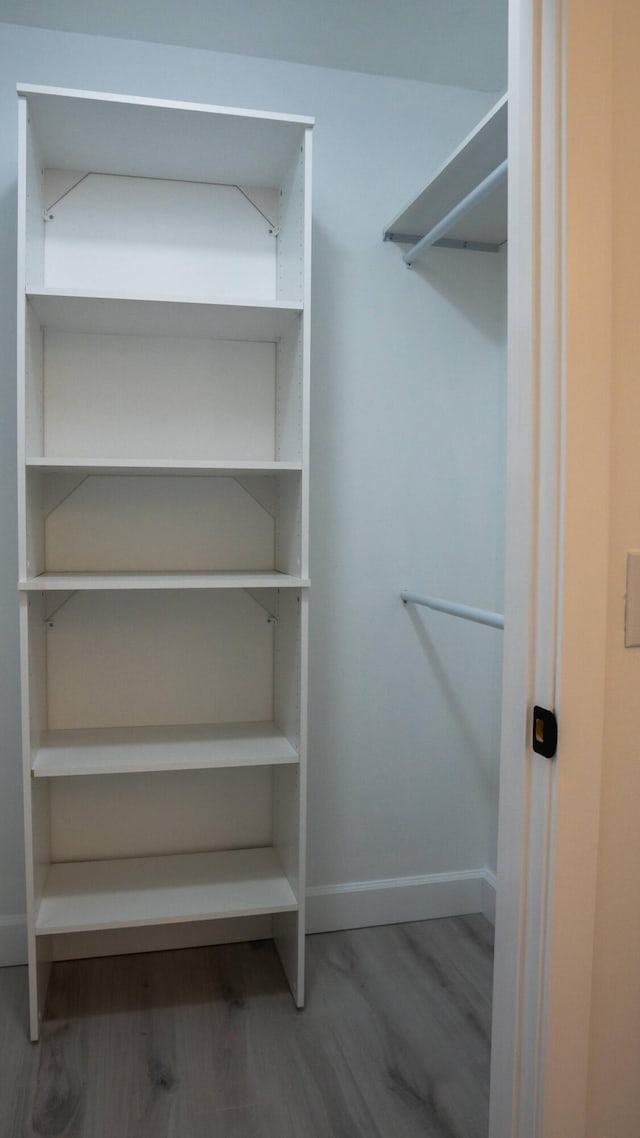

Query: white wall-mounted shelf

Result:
[27,291,302,341]
[26,459,303,476]
[18,84,312,1039]
[35,847,298,936]
[20,571,310,591]
[32,721,298,778]
[383,94,507,254]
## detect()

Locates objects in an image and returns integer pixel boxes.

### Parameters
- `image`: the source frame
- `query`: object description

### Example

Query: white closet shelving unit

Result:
[17,84,312,1040]
[383,93,507,255]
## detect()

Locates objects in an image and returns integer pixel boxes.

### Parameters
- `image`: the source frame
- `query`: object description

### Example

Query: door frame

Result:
[490,2,613,1134]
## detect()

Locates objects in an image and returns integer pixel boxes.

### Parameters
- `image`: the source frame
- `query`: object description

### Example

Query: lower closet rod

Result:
[402,158,508,266]
[401,590,504,630]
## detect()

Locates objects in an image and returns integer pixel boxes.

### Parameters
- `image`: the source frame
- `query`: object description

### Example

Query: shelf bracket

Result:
[43,173,279,237]
[245,589,279,621]
[43,474,91,520]
[431,237,502,253]
[385,232,502,254]
[235,186,278,233]
[43,591,76,627]
[235,476,277,519]
[43,172,91,219]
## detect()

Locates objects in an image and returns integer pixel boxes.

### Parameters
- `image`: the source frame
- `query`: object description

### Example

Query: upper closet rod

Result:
[401,590,504,630]
[403,158,508,266]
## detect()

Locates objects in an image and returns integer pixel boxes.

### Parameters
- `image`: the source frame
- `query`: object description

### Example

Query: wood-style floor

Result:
[0,915,493,1138]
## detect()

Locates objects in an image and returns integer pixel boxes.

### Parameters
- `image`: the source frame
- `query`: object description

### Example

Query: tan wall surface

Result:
[586,3,640,1134]
[542,2,613,1132]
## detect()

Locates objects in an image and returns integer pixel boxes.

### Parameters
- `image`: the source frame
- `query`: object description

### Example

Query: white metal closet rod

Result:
[401,590,504,630]
[403,158,508,266]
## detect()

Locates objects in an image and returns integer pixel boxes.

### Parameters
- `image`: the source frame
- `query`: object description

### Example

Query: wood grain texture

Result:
[0,915,493,1138]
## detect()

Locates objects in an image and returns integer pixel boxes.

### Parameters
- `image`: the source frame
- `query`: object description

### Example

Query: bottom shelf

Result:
[35,847,297,936]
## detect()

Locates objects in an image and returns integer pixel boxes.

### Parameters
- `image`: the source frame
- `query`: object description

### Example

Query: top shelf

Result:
[383,95,507,253]
[19,84,312,188]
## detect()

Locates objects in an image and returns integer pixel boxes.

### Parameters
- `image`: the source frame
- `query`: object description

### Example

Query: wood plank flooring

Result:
[0,915,493,1138]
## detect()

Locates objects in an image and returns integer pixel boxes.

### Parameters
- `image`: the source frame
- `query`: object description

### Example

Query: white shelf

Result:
[35,847,298,935]
[27,290,303,341]
[383,94,508,251]
[32,721,299,777]
[27,458,303,476]
[19,84,312,187]
[20,571,309,591]
[18,83,311,1032]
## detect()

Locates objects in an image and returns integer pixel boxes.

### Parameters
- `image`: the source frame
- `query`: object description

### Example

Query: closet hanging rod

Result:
[403,158,508,266]
[401,590,504,630]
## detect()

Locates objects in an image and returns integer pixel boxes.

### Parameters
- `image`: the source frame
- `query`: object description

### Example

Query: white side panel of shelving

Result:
[300,134,312,584]
[43,175,279,301]
[46,590,275,729]
[275,475,302,578]
[273,589,308,1006]
[50,767,273,862]
[43,475,275,572]
[43,332,276,461]
[21,596,52,1039]
[273,764,302,896]
[25,305,44,467]
[19,97,52,1040]
[26,596,48,774]
[23,307,45,580]
[273,128,310,1005]
[25,472,44,582]
[277,138,306,304]
[17,97,29,588]
[23,99,45,291]
[276,316,304,465]
[274,590,302,754]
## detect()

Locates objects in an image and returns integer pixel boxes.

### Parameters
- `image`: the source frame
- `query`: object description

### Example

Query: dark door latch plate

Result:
[532,706,558,759]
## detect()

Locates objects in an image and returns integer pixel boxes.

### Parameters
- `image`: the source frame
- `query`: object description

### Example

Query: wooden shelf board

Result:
[20,571,309,591]
[26,458,303,476]
[27,290,303,341]
[35,847,297,935]
[32,721,299,777]
[383,94,508,248]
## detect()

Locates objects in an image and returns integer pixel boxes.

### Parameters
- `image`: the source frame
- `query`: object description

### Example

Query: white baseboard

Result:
[0,915,27,966]
[481,869,497,927]
[306,868,493,934]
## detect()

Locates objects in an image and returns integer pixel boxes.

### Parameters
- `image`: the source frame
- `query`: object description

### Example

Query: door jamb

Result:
[489,0,565,1133]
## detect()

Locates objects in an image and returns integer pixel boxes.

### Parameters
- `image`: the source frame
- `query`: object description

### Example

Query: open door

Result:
[490,1,613,1134]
